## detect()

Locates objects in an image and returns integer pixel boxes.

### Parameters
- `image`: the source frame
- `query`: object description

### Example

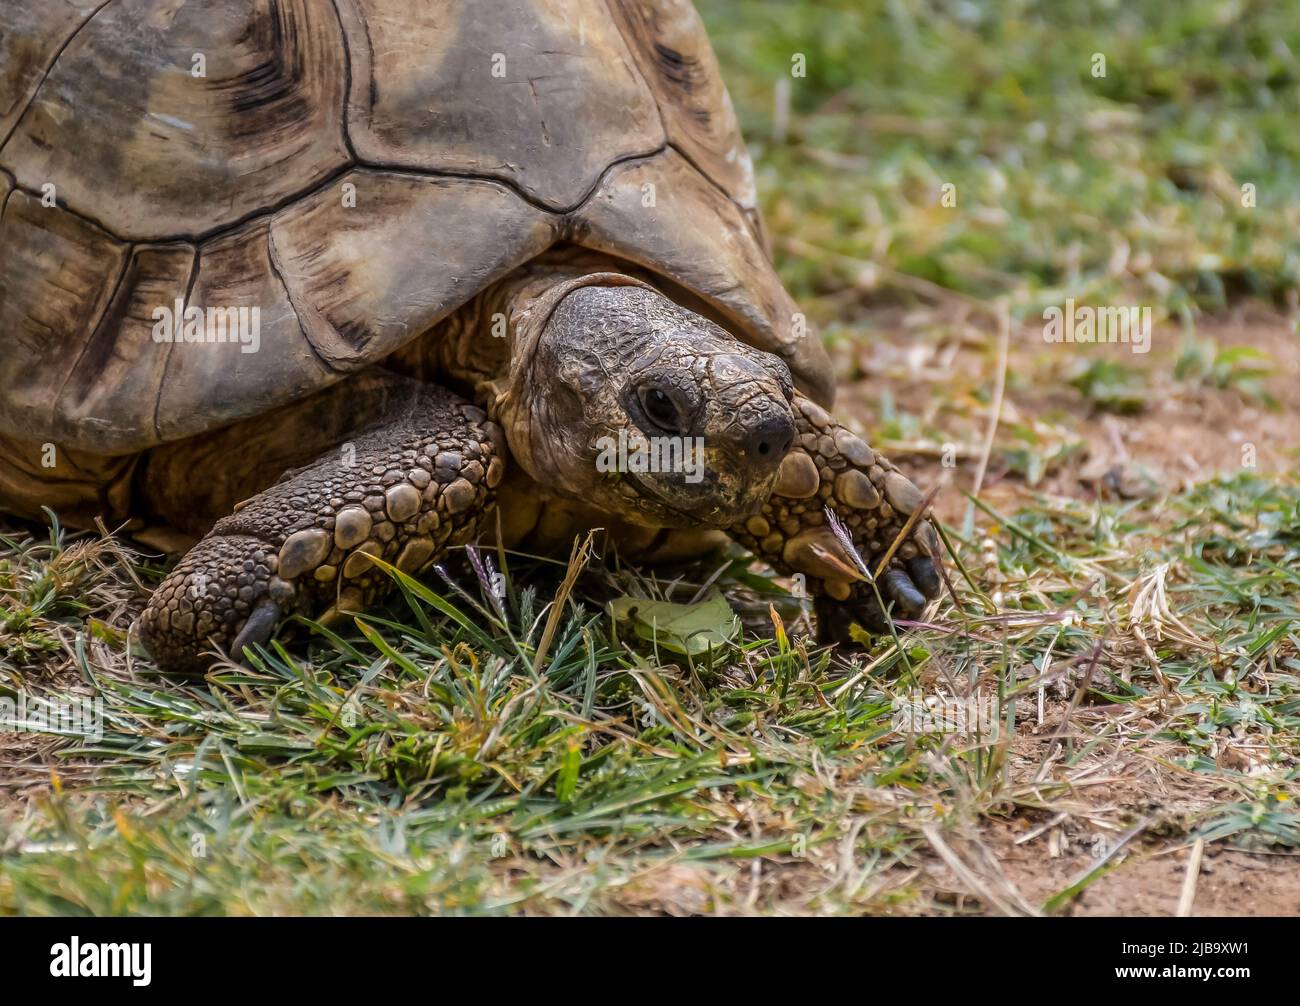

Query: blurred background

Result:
[703,0,1298,310]
[698,0,1299,509]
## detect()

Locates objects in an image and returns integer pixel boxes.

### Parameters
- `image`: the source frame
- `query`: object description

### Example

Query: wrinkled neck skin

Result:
[504,274,652,501]
[427,257,614,398]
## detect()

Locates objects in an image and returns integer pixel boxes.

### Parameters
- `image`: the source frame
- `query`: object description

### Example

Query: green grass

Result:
[704,0,1300,325]
[2,471,1297,914]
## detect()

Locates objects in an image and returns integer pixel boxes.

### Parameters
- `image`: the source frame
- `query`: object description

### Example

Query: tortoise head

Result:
[501,280,797,528]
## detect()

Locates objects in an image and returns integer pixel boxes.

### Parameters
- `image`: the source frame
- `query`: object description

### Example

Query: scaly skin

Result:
[139,384,503,673]
[729,392,940,632]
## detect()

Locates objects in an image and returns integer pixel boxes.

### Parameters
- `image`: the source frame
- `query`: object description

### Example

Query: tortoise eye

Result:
[641,387,682,432]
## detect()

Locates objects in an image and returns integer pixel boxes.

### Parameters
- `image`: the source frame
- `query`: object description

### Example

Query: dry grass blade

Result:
[531,531,596,676]
[921,824,1041,917]
[1176,837,1206,917]
[1127,562,1217,662]
[968,301,1010,505]
[871,483,942,580]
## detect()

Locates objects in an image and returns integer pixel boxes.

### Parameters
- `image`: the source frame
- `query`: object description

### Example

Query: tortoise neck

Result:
[428,259,653,404]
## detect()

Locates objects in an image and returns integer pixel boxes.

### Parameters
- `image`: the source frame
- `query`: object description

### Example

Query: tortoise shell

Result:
[0,0,832,456]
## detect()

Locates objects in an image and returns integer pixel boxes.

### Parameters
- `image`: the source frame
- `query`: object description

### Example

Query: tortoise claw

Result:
[906,555,942,600]
[229,598,281,665]
[881,567,927,617]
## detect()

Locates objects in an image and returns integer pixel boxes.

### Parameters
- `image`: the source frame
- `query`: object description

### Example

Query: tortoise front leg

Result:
[139,385,504,673]
[729,393,941,640]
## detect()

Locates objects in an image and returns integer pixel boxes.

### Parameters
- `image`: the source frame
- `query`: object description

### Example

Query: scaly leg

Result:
[730,393,940,639]
[139,382,503,673]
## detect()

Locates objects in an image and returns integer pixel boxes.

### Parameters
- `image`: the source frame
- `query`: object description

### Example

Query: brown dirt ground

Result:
[1001,838,1300,917]
[833,300,1300,915]
[835,299,1299,526]
[910,698,1300,916]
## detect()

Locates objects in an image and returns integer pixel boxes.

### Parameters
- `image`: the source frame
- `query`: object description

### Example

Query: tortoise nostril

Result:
[744,413,796,468]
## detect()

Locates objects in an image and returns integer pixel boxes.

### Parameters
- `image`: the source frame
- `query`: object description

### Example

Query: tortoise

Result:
[0,0,940,673]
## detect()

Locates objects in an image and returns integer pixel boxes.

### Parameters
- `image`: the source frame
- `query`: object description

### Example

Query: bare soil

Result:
[836,301,1299,526]
[831,301,1300,915]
